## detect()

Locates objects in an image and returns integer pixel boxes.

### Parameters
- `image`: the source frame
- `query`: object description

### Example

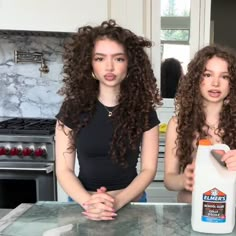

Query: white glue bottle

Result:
[191,139,236,234]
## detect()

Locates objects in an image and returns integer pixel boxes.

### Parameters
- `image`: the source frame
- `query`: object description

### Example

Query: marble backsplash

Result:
[0,33,69,118]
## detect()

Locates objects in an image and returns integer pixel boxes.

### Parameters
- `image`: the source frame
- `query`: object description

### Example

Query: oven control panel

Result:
[0,142,54,161]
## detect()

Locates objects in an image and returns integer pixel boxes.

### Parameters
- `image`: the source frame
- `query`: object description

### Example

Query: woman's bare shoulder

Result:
[168,116,178,126]
[165,116,178,139]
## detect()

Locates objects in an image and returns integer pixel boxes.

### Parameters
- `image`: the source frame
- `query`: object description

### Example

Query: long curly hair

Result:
[175,45,236,172]
[58,19,162,167]
[161,57,183,98]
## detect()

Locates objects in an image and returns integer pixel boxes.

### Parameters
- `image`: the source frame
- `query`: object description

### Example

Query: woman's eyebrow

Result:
[204,67,229,74]
[93,52,126,56]
[204,68,212,72]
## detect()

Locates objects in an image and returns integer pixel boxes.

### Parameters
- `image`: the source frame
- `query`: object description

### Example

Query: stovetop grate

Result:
[0,118,56,135]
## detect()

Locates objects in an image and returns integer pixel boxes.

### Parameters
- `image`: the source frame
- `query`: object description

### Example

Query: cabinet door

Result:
[0,0,108,32]
[110,0,146,36]
[146,182,178,203]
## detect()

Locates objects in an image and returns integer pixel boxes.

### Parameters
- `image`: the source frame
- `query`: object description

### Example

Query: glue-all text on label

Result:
[202,188,226,223]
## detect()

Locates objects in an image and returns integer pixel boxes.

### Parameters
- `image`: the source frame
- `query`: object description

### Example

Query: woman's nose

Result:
[212,77,219,86]
[106,59,114,71]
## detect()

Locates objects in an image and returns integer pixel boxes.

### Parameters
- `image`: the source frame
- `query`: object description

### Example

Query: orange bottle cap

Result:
[199,139,212,146]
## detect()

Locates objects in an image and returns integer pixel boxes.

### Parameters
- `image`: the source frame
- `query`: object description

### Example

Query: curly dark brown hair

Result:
[161,57,183,98]
[58,19,162,167]
[175,45,236,172]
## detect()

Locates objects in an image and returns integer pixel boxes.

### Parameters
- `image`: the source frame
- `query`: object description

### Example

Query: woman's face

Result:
[200,56,230,105]
[92,38,128,90]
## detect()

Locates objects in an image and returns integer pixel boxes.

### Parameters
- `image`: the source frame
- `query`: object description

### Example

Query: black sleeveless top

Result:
[56,101,160,191]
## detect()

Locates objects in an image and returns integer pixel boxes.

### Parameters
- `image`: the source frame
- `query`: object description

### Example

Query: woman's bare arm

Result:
[164,117,194,192]
[55,121,115,212]
[113,125,159,210]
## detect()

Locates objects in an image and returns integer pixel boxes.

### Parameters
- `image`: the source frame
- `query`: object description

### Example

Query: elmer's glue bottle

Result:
[191,139,236,234]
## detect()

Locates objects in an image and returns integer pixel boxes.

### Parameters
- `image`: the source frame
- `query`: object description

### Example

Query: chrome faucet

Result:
[14,50,49,74]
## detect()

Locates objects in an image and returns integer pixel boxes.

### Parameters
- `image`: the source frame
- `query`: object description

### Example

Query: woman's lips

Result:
[208,90,221,98]
[104,74,116,81]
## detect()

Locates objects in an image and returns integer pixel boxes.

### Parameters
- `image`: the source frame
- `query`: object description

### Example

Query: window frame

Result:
[149,0,211,106]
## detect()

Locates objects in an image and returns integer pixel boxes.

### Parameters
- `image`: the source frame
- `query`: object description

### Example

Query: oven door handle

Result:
[0,163,54,174]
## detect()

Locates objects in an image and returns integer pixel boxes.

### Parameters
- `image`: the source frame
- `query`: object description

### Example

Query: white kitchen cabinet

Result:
[57,182,69,202]
[146,182,178,203]
[0,0,147,33]
[110,0,147,36]
[137,138,178,203]
[0,0,108,32]
[157,99,174,124]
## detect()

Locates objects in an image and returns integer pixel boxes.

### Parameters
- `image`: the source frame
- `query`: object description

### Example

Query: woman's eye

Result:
[116,57,126,62]
[222,75,230,80]
[94,57,103,62]
[203,73,211,78]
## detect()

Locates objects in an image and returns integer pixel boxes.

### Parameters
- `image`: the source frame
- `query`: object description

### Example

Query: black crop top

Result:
[56,101,160,191]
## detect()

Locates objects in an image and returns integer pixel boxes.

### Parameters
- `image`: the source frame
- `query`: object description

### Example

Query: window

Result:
[161,0,191,74]
[150,0,211,100]
[149,0,211,123]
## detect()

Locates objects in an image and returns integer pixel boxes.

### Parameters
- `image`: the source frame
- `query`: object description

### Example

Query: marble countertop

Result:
[0,117,12,122]
[0,202,235,236]
[0,209,11,220]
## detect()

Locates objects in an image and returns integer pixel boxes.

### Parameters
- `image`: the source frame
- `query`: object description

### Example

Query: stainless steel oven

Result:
[0,118,57,209]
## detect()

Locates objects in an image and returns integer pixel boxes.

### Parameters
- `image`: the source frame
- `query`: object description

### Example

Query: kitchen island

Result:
[0,202,235,236]
[0,209,11,220]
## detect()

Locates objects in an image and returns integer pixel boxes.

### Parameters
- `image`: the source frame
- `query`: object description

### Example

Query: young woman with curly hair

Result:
[164,45,236,203]
[55,20,162,221]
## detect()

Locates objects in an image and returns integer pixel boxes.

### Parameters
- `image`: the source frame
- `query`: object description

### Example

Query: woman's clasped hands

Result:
[82,187,117,221]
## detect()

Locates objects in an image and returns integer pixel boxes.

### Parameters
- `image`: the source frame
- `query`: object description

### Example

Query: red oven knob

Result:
[0,146,10,155]
[0,147,6,155]
[34,148,46,157]
[10,147,22,156]
[22,147,34,156]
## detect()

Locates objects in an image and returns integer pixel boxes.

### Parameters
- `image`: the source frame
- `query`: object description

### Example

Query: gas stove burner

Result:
[0,118,56,135]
